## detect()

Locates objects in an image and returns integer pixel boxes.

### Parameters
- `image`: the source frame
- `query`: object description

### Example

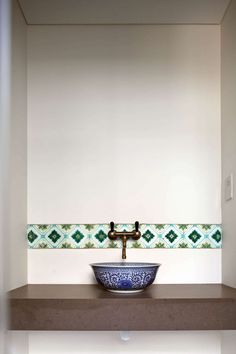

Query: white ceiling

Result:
[18,0,231,25]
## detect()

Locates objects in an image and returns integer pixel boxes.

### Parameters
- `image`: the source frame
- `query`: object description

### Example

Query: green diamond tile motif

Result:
[71,230,84,244]
[142,230,155,243]
[211,230,221,243]
[165,230,179,244]
[48,230,62,244]
[94,230,107,243]
[28,230,38,244]
[188,230,202,244]
[27,224,222,249]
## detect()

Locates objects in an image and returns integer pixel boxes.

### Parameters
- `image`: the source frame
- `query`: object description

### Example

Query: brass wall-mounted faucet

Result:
[108,221,141,259]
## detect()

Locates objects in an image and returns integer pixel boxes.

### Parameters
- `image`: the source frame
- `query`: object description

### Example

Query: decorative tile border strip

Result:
[28,224,222,249]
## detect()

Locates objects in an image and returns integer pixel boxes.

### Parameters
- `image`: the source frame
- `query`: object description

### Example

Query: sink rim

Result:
[90,262,161,268]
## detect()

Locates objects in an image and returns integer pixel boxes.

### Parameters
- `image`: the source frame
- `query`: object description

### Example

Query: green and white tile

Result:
[27,224,222,249]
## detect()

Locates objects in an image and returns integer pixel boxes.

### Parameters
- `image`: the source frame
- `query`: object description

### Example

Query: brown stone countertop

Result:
[9,284,236,331]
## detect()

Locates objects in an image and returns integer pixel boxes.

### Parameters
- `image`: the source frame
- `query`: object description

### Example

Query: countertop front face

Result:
[9,284,236,331]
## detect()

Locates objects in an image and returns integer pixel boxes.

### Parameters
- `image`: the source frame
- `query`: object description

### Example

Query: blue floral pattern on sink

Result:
[91,262,160,292]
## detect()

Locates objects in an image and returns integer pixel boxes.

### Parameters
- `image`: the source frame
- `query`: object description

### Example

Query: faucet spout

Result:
[122,236,127,259]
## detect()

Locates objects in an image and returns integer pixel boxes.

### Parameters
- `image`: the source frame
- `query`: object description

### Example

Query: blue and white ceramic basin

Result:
[91,262,161,293]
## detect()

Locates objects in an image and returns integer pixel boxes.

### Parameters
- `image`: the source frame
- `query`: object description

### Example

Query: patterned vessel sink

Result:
[91,262,161,293]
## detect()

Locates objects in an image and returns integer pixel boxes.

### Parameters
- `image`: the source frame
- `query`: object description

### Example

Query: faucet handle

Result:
[110,221,115,232]
[133,221,141,240]
[108,221,116,240]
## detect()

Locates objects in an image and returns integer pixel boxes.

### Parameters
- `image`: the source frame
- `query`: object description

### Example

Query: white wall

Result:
[9,0,28,290]
[221,0,236,288]
[28,331,221,354]
[27,24,222,354]
[27,25,221,224]
[28,248,221,284]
